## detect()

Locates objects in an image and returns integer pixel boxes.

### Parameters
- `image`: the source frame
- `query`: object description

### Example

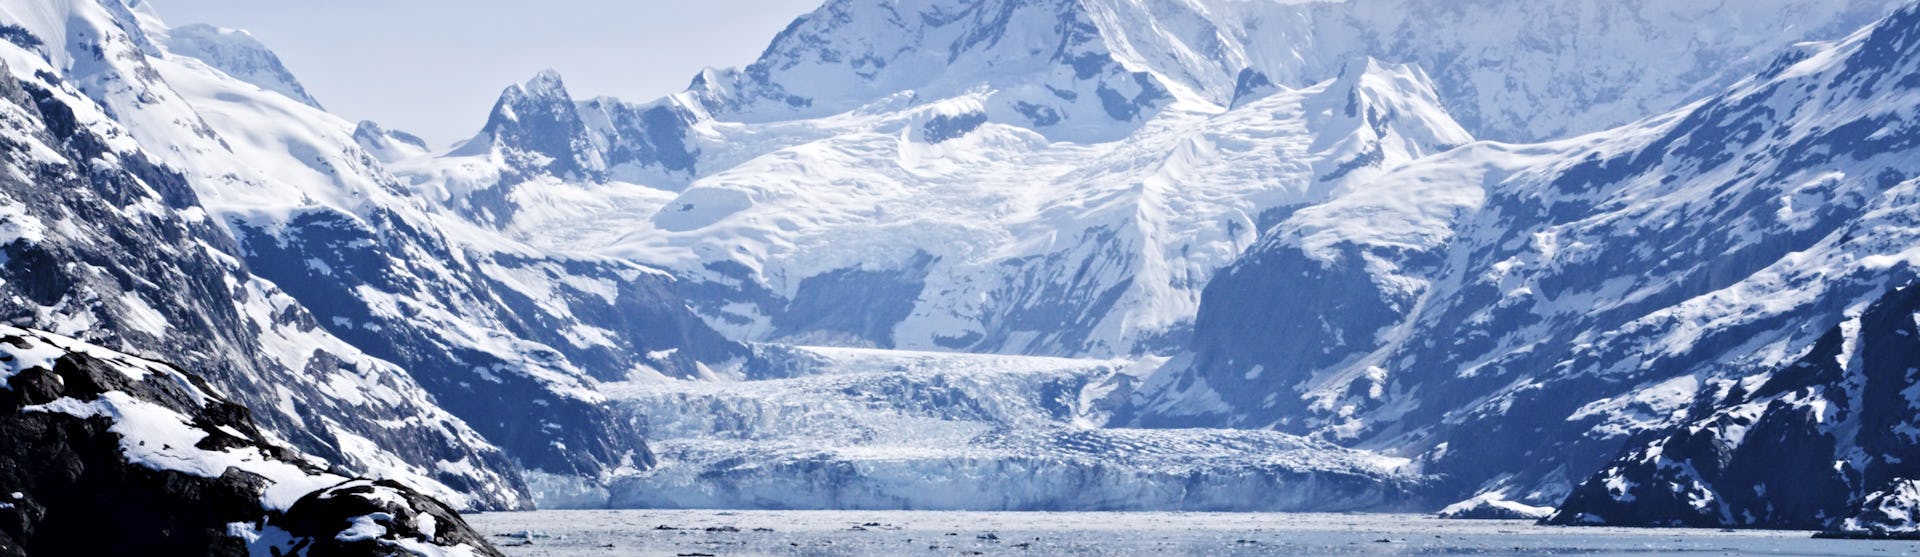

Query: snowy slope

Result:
[596,346,1424,511]
[7,0,1913,519]
[125,2,752,484]
[353,119,432,164]
[1131,0,1920,515]
[157,22,323,109]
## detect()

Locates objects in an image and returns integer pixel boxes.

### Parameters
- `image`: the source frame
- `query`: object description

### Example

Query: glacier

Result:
[595,346,1424,511]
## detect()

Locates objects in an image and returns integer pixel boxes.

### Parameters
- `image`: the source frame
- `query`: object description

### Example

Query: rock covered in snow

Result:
[352,120,432,164]
[1819,480,1920,539]
[1437,495,1554,520]
[399,0,1895,365]
[272,479,501,557]
[410,56,1470,361]
[686,0,1895,143]
[0,326,496,557]
[1549,281,1920,529]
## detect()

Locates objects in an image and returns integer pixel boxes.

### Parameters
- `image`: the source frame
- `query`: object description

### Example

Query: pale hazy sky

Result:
[146,1,824,146]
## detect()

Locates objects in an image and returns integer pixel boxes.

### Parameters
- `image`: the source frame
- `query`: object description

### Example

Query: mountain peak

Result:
[521,68,569,98]
[454,70,603,185]
[1298,59,1471,181]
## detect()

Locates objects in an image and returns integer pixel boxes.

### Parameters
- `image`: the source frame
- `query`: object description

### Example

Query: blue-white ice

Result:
[583,347,1420,512]
[470,510,1908,557]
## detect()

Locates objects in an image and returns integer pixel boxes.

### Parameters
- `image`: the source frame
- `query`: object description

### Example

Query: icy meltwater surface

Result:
[470,511,1912,556]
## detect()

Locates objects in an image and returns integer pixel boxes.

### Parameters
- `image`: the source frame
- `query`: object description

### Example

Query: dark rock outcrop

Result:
[0,326,498,557]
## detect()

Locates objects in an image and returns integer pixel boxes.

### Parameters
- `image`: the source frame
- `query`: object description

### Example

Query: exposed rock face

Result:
[0,326,497,557]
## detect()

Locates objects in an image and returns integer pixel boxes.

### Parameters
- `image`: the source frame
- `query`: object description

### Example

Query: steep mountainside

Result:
[1130,1,1920,513]
[0,21,525,511]
[136,2,754,487]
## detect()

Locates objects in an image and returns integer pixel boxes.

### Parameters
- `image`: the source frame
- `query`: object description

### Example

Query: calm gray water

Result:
[467,510,1917,556]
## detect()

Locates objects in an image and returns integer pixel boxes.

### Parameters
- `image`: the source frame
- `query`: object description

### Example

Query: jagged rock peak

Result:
[458,68,605,180]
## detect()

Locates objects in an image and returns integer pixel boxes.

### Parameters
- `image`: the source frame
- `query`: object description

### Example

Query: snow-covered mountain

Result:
[1539,7,1920,529]
[1549,281,1920,530]
[352,119,432,164]
[0,0,754,507]
[689,0,1903,142]
[1129,0,1920,522]
[401,0,1899,363]
[412,54,1469,358]
[669,0,1908,143]
[8,0,1919,524]
[0,8,526,510]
